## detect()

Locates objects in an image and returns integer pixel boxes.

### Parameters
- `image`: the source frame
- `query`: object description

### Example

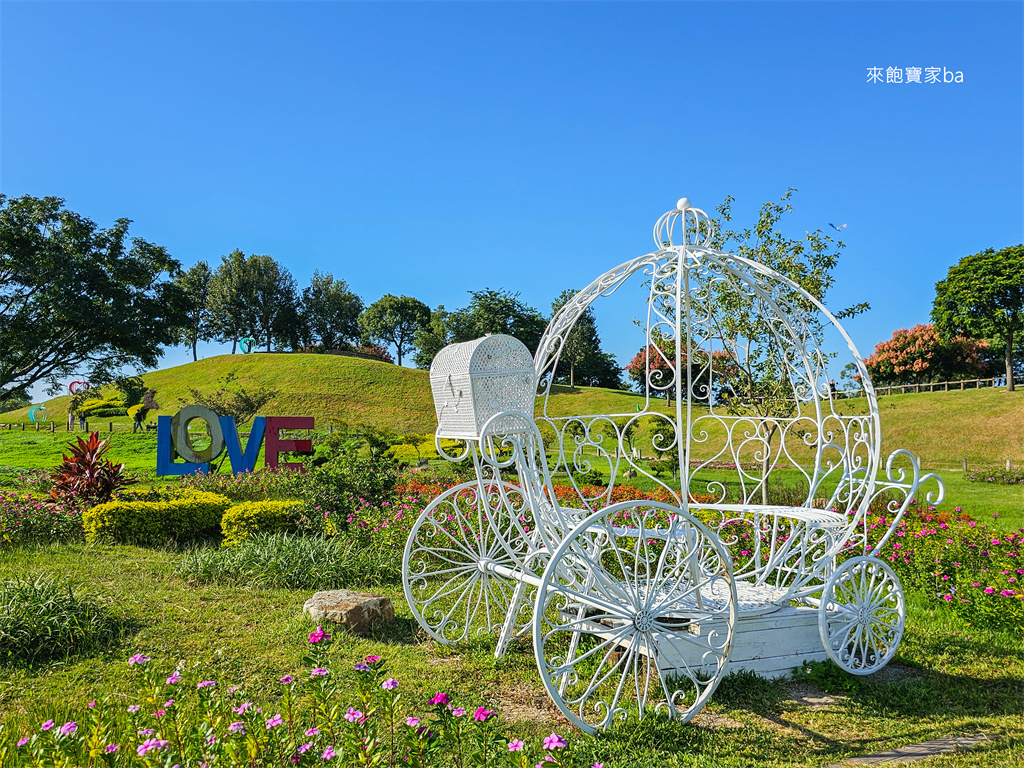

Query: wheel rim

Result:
[403,481,531,644]
[820,556,904,675]
[534,502,736,733]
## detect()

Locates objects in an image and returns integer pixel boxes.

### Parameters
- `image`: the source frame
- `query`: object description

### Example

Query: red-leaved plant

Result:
[49,432,137,506]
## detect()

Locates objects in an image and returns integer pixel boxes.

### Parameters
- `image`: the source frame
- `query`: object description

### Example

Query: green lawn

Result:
[1,542,1022,767]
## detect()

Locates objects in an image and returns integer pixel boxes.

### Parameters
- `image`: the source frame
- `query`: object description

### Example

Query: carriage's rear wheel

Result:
[403,480,531,644]
[819,556,905,675]
[533,501,736,733]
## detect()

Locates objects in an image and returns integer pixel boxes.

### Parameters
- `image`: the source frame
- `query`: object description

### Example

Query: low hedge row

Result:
[83,493,305,547]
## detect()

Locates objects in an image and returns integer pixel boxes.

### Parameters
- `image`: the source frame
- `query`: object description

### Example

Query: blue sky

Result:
[3,1,1022,398]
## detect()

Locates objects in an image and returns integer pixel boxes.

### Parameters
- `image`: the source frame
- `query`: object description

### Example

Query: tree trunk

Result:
[396,346,403,367]
[570,363,575,390]
[1007,327,1016,392]
[231,339,237,354]
[192,340,198,362]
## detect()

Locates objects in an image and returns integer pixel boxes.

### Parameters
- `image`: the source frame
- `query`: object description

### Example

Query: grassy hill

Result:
[2,352,1022,469]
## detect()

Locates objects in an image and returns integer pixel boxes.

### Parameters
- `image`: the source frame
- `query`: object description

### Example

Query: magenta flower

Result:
[308,626,331,644]
[41,720,55,731]
[429,692,450,706]
[233,702,253,714]
[353,663,370,672]
[473,707,493,722]
[127,705,140,713]
[381,678,399,690]
[508,739,524,752]
[311,668,329,677]
[344,708,363,723]
[452,707,466,717]
[280,675,293,684]
[229,722,246,734]
[128,654,151,666]
[88,700,97,708]
[593,764,604,768]
[266,714,284,730]
[138,729,154,736]
[17,737,30,747]
[405,717,421,727]
[322,746,336,760]
[305,727,319,736]
[105,744,119,753]
[166,673,182,685]
[59,721,77,736]
[299,742,313,754]
[137,738,169,756]
[985,587,995,594]
[365,655,382,664]
[197,680,217,689]
[543,733,567,750]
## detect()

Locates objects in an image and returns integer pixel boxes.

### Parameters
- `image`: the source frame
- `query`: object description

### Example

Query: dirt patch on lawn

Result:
[784,681,846,711]
[491,680,571,726]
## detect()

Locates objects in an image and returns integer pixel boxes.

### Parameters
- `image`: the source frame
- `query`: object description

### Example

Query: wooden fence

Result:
[837,376,1009,398]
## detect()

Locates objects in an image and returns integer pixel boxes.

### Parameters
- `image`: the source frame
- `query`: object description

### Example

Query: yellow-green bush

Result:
[221,500,304,548]
[83,491,232,545]
[76,397,127,417]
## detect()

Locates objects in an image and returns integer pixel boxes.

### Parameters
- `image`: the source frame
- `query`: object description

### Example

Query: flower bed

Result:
[0,492,83,548]
[0,628,603,768]
[965,466,1024,485]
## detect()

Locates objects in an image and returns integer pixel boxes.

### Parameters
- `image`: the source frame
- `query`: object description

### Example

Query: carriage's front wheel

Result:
[403,480,530,645]
[819,556,905,675]
[533,501,736,734]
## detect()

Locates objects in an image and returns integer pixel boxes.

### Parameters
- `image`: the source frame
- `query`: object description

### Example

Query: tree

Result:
[709,189,867,503]
[864,324,990,385]
[173,261,215,362]
[302,271,363,350]
[413,289,547,368]
[932,245,1024,392]
[185,373,278,427]
[207,251,302,353]
[359,295,430,366]
[550,289,623,389]
[0,195,187,408]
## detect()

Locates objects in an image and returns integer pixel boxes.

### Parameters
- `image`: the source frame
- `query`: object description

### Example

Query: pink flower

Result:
[593,764,604,768]
[322,746,336,760]
[353,663,370,672]
[299,742,313,754]
[305,727,319,736]
[88,700,97,708]
[233,702,253,714]
[508,739,524,752]
[344,708,363,723]
[308,627,331,644]
[128,654,151,666]
[381,678,399,690]
[137,738,169,757]
[311,668,329,677]
[280,675,293,684]
[429,692,450,706]
[229,722,246,734]
[365,655,382,664]
[452,707,466,717]
[17,737,29,747]
[197,680,217,689]
[472,707,493,722]
[942,594,953,601]
[166,673,182,685]
[41,720,54,731]
[105,744,119,753]
[543,733,567,750]
[127,705,140,713]
[266,714,284,729]
[985,587,995,594]
[406,717,421,727]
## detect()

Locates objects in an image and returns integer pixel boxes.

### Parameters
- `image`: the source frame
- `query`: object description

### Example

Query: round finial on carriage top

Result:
[676,197,691,211]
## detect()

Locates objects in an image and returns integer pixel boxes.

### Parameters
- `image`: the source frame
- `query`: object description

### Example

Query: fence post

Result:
[110,422,113,433]
[51,422,55,433]
[1008,459,1012,472]
[962,458,968,473]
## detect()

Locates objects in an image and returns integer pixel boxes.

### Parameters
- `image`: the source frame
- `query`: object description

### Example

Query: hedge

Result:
[221,500,304,548]
[83,491,232,545]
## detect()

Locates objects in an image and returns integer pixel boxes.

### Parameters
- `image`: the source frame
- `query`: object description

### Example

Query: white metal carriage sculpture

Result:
[402,199,943,733]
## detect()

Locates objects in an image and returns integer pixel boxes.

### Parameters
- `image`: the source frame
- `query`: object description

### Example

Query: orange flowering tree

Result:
[864,323,990,385]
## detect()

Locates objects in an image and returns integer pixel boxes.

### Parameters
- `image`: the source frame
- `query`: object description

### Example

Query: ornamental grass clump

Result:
[180,466,310,501]
[176,532,401,589]
[0,575,124,667]
[0,629,604,768]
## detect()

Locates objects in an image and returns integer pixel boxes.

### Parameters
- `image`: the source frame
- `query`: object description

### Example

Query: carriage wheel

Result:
[818,556,905,675]
[533,501,736,734]
[403,480,532,645]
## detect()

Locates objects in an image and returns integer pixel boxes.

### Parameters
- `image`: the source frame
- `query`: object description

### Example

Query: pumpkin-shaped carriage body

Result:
[403,200,942,734]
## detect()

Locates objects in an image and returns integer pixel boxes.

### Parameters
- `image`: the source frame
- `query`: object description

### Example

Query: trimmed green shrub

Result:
[87,406,129,417]
[0,575,125,666]
[221,500,303,547]
[75,397,126,417]
[83,491,232,545]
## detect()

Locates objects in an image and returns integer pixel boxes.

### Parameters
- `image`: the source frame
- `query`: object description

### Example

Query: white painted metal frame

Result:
[402,199,944,734]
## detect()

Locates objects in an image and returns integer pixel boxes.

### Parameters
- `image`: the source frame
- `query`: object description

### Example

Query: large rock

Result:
[303,589,394,636]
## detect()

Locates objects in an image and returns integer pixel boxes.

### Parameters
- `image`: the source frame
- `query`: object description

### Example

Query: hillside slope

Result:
[5,353,1022,467]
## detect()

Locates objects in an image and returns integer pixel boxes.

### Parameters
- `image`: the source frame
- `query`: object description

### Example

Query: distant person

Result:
[78,411,86,430]
[829,379,838,398]
[67,410,75,430]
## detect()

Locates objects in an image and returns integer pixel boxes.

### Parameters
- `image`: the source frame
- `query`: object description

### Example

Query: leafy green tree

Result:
[302,271,363,350]
[932,245,1024,392]
[0,195,187,408]
[550,289,623,389]
[185,373,278,427]
[359,295,430,366]
[173,261,215,361]
[207,251,302,353]
[413,289,547,368]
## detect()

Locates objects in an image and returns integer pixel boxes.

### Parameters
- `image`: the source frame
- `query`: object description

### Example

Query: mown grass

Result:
[0,543,1022,767]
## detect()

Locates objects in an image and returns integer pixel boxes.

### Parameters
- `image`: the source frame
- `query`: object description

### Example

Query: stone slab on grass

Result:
[304,589,395,636]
